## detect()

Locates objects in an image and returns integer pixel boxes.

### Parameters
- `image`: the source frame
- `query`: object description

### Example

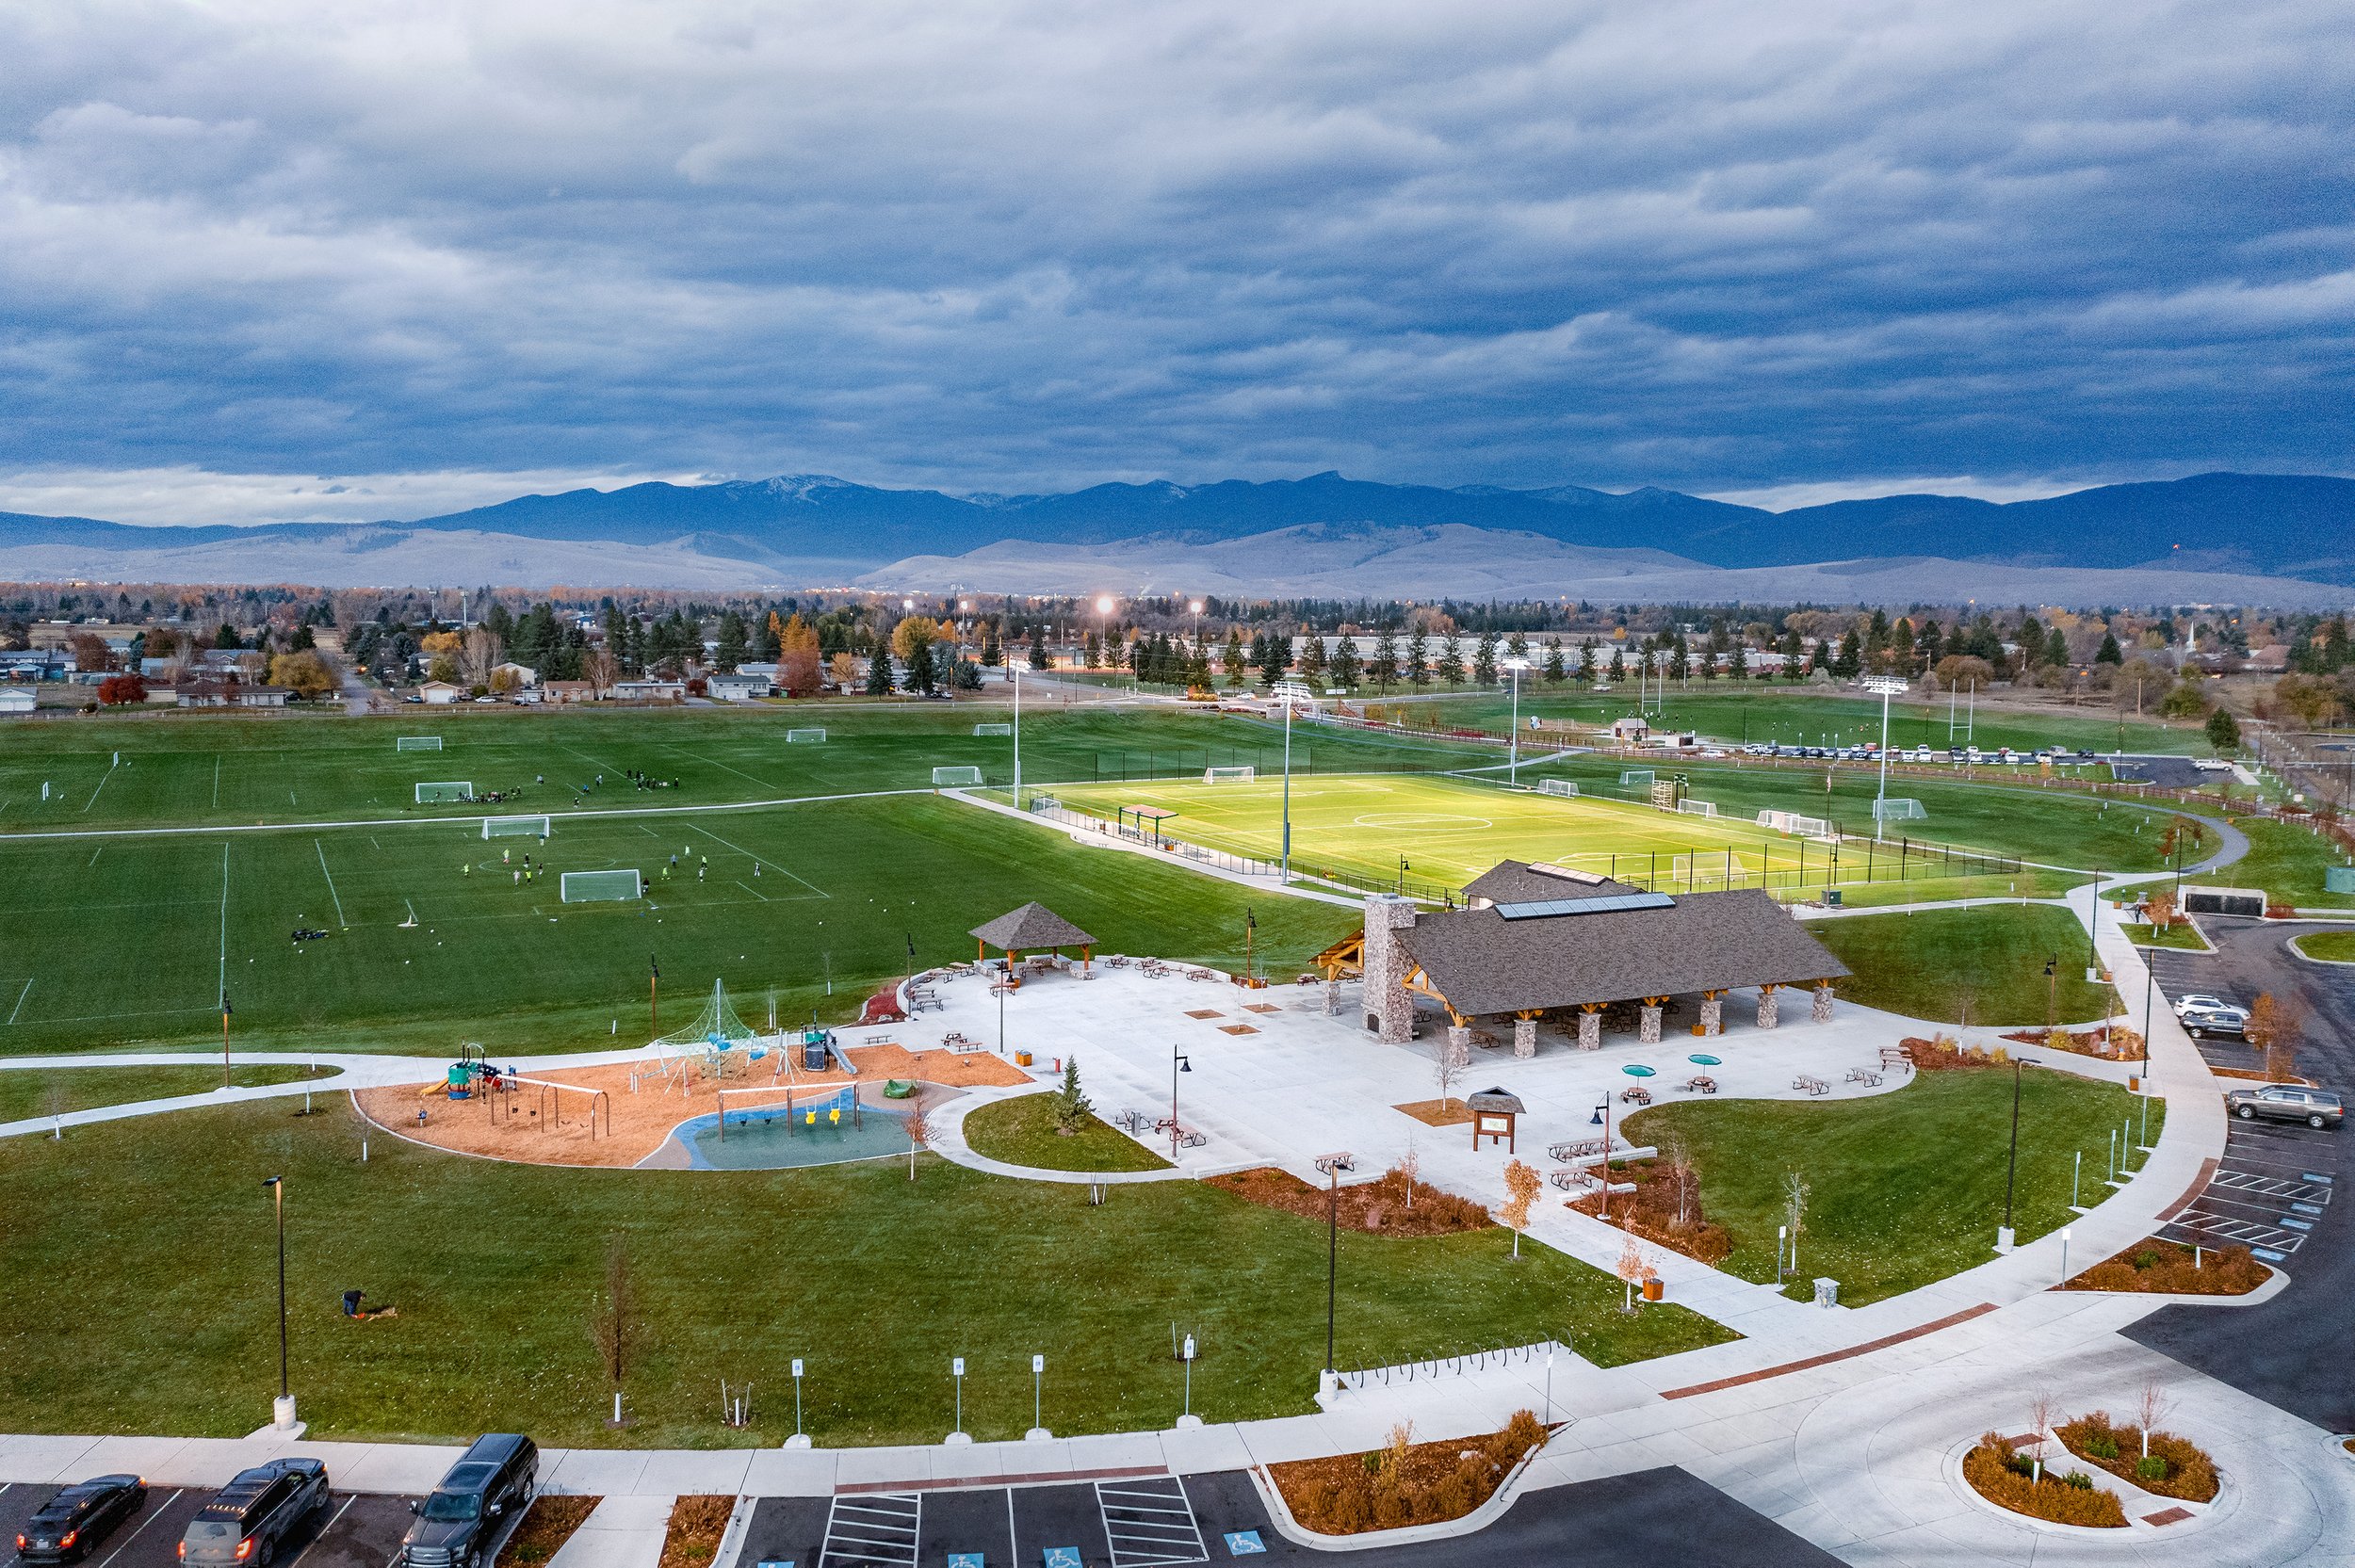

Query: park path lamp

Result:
[1177,1334,1201,1428]
[1997,1059,2034,1253]
[261,1175,294,1431]
[1863,676,1908,840]
[1169,1048,1190,1163]
[1502,658,1531,784]
[1011,660,1021,809]
[1277,687,1297,883]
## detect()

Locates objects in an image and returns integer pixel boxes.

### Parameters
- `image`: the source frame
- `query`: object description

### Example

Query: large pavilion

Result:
[970,901,1097,973]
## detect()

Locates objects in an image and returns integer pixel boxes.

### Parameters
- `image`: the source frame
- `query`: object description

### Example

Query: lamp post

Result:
[1324,1163,1339,1379]
[1503,658,1531,785]
[261,1175,293,1430]
[1169,1047,1190,1162]
[1011,661,1021,809]
[1998,1059,2029,1252]
[220,992,234,1090]
[1279,688,1295,883]
[788,1358,809,1447]
[1863,676,1907,840]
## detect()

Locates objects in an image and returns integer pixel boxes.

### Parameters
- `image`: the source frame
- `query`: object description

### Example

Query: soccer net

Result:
[415,781,475,802]
[787,728,827,743]
[1619,768,1654,788]
[483,815,551,838]
[1874,798,1927,822]
[1674,799,1718,818]
[1758,809,1837,839]
[396,736,443,752]
[1204,766,1258,784]
[560,869,642,903]
[973,722,1012,736]
[932,766,984,786]
[1537,779,1579,798]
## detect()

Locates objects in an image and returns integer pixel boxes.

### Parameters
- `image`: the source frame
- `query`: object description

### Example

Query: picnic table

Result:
[1792,1074,1830,1096]
[1845,1066,1884,1087]
[1680,1074,1718,1094]
[1618,1085,1652,1106]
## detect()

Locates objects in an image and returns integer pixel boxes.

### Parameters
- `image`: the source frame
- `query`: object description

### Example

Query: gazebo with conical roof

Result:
[970,902,1096,973]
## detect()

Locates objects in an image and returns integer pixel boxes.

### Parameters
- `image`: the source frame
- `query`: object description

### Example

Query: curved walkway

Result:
[926,1084,1192,1185]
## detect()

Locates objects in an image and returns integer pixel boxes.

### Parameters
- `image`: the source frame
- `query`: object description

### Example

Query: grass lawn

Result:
[0,1063,334,1123]
[0,1101,1732,1447]
[959,1092,1173,1172]
[0,706,1499,836]
[1625,1069,2164,1303]
[0,795,1356,1059]
[2191,817,2355,910]
[1812,905,2114,1026]
[2123,922,2211,951]
[2293,930,2355,963]
[1811,868,2089,911]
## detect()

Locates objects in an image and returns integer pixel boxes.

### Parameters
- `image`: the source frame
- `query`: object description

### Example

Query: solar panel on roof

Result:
[1492,892,1676,920]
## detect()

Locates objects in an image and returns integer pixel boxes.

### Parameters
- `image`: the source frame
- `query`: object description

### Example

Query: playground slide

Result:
[421,1080,449,1097]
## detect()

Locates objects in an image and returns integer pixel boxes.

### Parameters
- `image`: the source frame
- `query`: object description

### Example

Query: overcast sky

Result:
[2,0,2348,524]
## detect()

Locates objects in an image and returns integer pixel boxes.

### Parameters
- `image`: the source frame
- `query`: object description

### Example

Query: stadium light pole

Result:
[1011,661,1021,810]
[1502,658,1531,785]
[1280,692,1295,885]
[1863,676,1908,840]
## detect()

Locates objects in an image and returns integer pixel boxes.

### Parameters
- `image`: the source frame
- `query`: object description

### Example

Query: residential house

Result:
[706,671,771,701]
[0,688,34,714]
[419,680,466,704]
[613,679,687,703]
[542,680,596,705]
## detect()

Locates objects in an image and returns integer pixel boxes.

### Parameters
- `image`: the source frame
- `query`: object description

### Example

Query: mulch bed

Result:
[1962,1435,2125,1528]
[1561,1159,1733,1264]
[2061,1237,2268,1296]
[495,1496,600,1568]
[1269,1411,1545,1534]
[658,1496,735,1568]
[1390,1098,1474,1127]
[1901,1035,2007,1071]
[2055,1414,2219,1503]
[1999,1025,2144,1059]
[1206,1166,1489,1235]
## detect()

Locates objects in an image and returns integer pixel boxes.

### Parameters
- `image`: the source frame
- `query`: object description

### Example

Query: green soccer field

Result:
[1049,773,1835,894]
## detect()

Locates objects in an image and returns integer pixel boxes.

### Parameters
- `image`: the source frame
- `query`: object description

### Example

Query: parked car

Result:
[2171,993,2232,1017]
[397,1434,538,1568]
[2181,1005,2250,1040]
[2225,1085,2343,1129]
[1911,744,1934,761]
[16,1476,146,1563]
[179,1459,329,1568]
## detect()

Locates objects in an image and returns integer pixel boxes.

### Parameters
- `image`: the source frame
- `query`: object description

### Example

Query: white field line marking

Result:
[7,979,31,1025]
[404,897,419,926]
[89,845,103,866]
[736,879,771,902]
[212,756,221,808]
[687,820,828,896]
[317,840,349,927]
[663,742,780,792]
[83,756,120,812]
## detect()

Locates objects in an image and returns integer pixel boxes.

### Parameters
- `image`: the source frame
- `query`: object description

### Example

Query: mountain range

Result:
[2,471,2351,603]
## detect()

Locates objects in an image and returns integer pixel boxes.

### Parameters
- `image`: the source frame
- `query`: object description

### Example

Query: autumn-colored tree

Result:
[1614,1235,1656,1312]
[1500,1159,1541,1259]
[891,616,940,661]
[268,651,337,700]
[67,632,114,674]
[2246,993,2301,1081]
[778,614,822,696]
[2141,887,2179,929]
[96,673,147,705]
[828,653,859,691]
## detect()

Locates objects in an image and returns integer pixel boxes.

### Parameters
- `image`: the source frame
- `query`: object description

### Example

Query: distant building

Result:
[0,688,34,714]
[490,661,540,689]
[542,680,596,704]
[418,681,465,704]
[1608,716,1650,742]
[613,679,687,703]
[172,680,290,709]
[706,672,771,701]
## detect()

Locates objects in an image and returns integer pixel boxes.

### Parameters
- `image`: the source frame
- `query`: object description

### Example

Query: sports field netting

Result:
[972,722,1012,736]
[396,736,443,751]
[1205,766,1257,783]
[1620,768,1654,787]
[415,782,475,802]
[1538,779,1578,798]
[1675,799,1719,818]
[1759,810,1836,838]
[932,766,983,786]
[787,729,826,743]
[483,815,551,838]
[560,869,642,902]
[1875,798,1927,822]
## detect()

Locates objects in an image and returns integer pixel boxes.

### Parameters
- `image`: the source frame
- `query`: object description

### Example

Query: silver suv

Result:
[178,1460,328,1568]
[2225,1085,2341,1130]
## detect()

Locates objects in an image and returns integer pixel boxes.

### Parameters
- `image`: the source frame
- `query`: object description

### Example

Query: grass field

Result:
[0,1100,1731,1447]
[0,705,1498,835]
[0,1063,333,1123]
[1625,1068,2163,1304]
[960,1093,1174,1172]
[2123,922,2211,951]
[2293,930,2355,962]
[2190,817,2355,910]
[0,795,1355,1059]
[1811,905,2115,1026]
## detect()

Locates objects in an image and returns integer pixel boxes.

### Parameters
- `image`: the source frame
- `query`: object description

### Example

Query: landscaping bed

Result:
[1997,1024,2144,1061]
[1207,1165,1490,1235]
[961,1091,1173,1172]
[2062,1238,2268,1295]
[1391,1098,1473,1127]
[495,1496,600,1568]
[658,1496,734,1568]
[1962,1434,2124,1528]
[1268,1411,1546,1535]
[1562,1158,1732,1264]
[2055,1414,2219,1503]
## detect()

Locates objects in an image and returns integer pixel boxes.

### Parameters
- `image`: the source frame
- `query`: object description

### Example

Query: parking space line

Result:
[1095,1478,1206,1567]
[89,1489,185,1568]
[820,1493,920,1568]
[287,1496,357,1568]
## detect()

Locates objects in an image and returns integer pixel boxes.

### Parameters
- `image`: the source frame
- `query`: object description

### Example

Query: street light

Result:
[1997,1059,2036,1253]
[1502,658,1531,785]
[261,1175,293,1431]
[1169,1047,1191,1161]
[1276,686,1297,883]
[1862,676,1907,840]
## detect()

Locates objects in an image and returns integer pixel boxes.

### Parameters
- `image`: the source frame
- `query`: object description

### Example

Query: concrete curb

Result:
[1243,1431,1554,1553]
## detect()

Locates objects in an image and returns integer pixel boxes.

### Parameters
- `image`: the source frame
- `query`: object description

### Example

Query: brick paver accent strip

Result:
[2155,1156,2220,1223]
[2142,1506,2193,1526]
[1183,1009,1223,1019]
[1659,1301,1999,1399]
[838,1463,1166,1495]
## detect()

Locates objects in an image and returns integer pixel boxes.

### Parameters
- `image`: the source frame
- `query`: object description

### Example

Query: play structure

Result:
[645,980,850,1088]
[713,1082,860,1142]
[421,1045,613,1139]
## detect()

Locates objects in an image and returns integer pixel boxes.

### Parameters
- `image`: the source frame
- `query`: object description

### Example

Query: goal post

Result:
[396,736,443,752]
[415,781,475,802]
[1873,798,1926,822]
[560,869,642,903]
[1619,768,1654,788]
[1674,798,1718,818]
[1203,766,1258,784]
[483,815,551,838]
[1537,778,1579,798]
[932,766,984,786]
[787,728,826,743]
[972,722,1012,736]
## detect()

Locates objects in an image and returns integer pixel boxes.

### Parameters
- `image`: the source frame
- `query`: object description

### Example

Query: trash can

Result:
[1813,1278,1839,1308]
[1641,1278,1665,1302]
[1825,888,1843,908]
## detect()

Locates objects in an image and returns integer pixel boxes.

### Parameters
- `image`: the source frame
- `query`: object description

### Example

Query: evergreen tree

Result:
[1436,634,1465,688]
[2095,630,2123,665]
[1832,629,1862,678]
[1916,620,1944,669]
[1329,634,1361,689]
[1543,642,1567,684]
[1472,631,1498,687]
[866,649,895,695]
[979,622,1003,668]
[1669,633,1691,683]
[1370,631,1400,692]
[2044,627,2070,668]
[1222,628,1246,684]
[907,639,938,694]
[2204,706,2240,752]
[1256,630,1289,687]
[1728,639,1748,680]
[1405,631,1431,689]
[1027,627,1050,671]
[1608,646,1626,682]
[1505,630,1529,661]
[756,610,784,662]
[1579,639,1598,683]
[1299,633,1328,687]
[714,610,748,672]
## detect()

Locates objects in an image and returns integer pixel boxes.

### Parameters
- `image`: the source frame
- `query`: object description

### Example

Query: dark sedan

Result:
[15,1476,147,1564]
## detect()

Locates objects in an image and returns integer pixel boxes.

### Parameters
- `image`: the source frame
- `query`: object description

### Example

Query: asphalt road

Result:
[0,1484,417,1568]
[2128,915,2352,1434]
[741,1464,1841,1568]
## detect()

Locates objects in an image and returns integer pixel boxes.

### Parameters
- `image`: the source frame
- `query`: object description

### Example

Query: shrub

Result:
[1273,1409,1548,1535]
[1962,1434,2126,1528]
[2136,1455,2168,1482]
[2055,1414,2219,1503]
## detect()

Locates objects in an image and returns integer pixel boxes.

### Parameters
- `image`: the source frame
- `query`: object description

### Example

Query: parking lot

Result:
[0,1484,419,1568]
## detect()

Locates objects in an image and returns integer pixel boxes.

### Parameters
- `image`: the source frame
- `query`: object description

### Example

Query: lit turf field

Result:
[1047,773,1884,893]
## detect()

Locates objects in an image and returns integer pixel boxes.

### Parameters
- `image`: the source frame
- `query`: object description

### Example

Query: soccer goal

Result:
[415,781,475,803]
[1204,766,1258,784]
[932,766,984,786]
[973,722,1012,737]
[483,815,551,838]
[1675,798,1719,818]
[1538,779,1580,798]
[560,869,642,903]
[396,736,443,752]
[787,728,827,743]
[1874,798,1927,822]
[1619,768,1654,788]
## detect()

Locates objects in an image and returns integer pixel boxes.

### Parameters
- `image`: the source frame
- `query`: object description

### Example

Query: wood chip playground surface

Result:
[354,1041,1029,1168]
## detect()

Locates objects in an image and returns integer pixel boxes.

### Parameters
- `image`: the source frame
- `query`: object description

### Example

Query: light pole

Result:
[1863,675,1907,840]
[261,1175,293,1430]
[1997,1059,2030,1252]
[1169,1047,1190,1162]
[1279,689,1295,884]
[1503,658,1531,785]
[1011,661,1021,809]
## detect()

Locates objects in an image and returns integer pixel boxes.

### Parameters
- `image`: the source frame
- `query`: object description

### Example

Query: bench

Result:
[1553,1143,1656,1172]
[1845,1066,1883,1087]
[1792,1074,1829,1096]
[1152,1116,1207,1148]
[1879,1043,1914,1069]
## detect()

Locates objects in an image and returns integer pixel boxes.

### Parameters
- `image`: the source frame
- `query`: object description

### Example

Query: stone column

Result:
[1324,978,1341,1016]
[1757,987,1780,1030]
[1578,1010,1601,1050]
[1360,894,1420,1043]
[1513,1017,1537,1059]
[1445,1026,1471,1065]
[1638,1004,1663,1044]
[1699,995,1723,1037]
[1812,982,1835,1024]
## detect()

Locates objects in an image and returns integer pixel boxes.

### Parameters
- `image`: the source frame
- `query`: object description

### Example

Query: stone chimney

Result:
[1360,894,1419,1043]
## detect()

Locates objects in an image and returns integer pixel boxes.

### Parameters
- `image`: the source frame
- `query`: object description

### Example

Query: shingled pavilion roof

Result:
[1393,883,1848,1018]
[969,902,1096,952]
[1463,860,1647,906]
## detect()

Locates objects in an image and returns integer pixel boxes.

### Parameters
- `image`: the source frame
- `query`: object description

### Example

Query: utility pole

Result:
[1280,692,1295,884]
[1504,658,1530,785]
